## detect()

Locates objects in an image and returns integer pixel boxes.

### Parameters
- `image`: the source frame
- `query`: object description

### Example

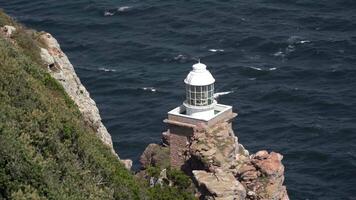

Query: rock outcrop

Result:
[37,32,118,157]
[140,143,170,170]
[0,25,16,37]
[190,122,288,200]
[237,151,289,200]
[140,121,289,200]
[193,170,246,200]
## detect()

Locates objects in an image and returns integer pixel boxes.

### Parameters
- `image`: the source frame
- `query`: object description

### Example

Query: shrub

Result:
[167,169,192,190]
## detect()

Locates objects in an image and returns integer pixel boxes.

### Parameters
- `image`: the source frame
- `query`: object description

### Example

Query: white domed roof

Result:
[184,62,215,86]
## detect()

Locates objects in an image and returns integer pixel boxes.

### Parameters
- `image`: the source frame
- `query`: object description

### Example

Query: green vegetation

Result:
[144,166,195,200]
[167,169,192,190]
[147,186,195,200]
[0,11,195,199]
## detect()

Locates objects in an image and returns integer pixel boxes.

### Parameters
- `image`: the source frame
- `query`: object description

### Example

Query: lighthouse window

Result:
[186,84,214,106]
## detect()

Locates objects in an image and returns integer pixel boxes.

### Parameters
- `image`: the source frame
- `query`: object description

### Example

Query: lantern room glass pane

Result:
[186,83,214,106]
[196,86,202,92]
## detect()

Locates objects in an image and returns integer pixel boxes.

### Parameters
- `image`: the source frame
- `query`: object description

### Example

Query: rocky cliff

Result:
[2,24,115,152]
[0,23,137,169]
[140,121,289,200]
[38,33,116,153]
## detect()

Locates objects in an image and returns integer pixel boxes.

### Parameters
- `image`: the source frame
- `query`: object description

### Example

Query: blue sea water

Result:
[1,0,356,199]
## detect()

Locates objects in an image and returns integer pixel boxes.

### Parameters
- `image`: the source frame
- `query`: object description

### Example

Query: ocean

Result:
[1,0,356,199]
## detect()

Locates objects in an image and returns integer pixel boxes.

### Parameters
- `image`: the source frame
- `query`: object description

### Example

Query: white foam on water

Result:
[214,91,233,98]
[104,11,115,16]
[118,6,131,12]
[299,40,311,44]
[173,54,189,61]
[269,67,277,71]
[249,66,262,71]
[98,67,116,72]
[273,51,284,57]
[142,87,157,92]
[208,49,224,52]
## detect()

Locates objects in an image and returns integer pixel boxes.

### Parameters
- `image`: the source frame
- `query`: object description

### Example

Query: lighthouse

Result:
[183,62,216,119]
[164,62,237,169]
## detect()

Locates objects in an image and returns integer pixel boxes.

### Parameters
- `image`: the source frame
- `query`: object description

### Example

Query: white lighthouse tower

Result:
[183,62,216,119]
[164,62,237,168]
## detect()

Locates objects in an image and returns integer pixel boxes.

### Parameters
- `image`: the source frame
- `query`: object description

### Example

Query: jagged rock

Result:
[140,120,289,199]
[252,152,284,177]
[190,122,237,171]
[241,170,258,181]
[237,143,249,157]
[38,32,117,157]
[237,151,288,200]
[139,143,170,169]
[140,144,159,168]
[121,159,133,170]
[40,48,55,67]
[193,170,246,200]
[161,131,170,146]
[253,150,269,160]
[1,25,16,37]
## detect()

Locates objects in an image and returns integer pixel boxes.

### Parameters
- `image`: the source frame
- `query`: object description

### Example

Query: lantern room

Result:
[183,62,217,119]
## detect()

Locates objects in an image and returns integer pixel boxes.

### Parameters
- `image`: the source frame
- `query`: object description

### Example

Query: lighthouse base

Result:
[165,103,237,169]
[183,101,217,120]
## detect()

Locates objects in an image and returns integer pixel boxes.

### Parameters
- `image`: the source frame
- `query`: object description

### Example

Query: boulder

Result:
[190,122,237,170]
[253,150,269,160]
[193,170,246,200]
[161,131,170,146]
[139,143,170,169]
[237,151,288,200]
[252,152,284,177]
[1,25,16,37]
[121,159,133,170]
[40,48,55,67]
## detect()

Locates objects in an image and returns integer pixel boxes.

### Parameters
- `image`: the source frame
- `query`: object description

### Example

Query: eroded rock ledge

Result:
[140,121,289,200]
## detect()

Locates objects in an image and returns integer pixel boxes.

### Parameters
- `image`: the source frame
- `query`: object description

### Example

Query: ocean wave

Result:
[214,91,233,98]
[141,87,157,92]
[273,36,311,58]
[104,11,115,16]
[173,54,191,63]
[298,40,311,44]
[103,6,132,17]
[208,48,224,52]
[117,6,131,12]
[246,66,277,72]
[273,51,285,57]
[98,67,116,72]
[248,66,262,71]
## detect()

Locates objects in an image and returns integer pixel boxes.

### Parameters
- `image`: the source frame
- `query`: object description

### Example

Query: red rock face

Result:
[252,152,285,177]
[140,121,289,200]
[238,151,289,200]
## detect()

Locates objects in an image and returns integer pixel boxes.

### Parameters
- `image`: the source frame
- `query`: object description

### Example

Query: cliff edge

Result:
[39,33,115,153]
[140,119,289,200]
[1,19,132,166]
